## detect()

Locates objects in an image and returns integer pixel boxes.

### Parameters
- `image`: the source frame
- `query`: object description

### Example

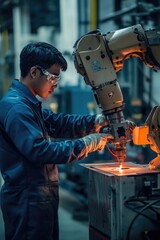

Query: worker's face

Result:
[30,64,61,98]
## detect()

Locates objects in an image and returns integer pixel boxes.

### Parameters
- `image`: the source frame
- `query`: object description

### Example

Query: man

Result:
[0,42,112,240]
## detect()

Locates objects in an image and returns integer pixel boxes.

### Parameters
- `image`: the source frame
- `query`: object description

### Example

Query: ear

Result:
[30,66,38,79]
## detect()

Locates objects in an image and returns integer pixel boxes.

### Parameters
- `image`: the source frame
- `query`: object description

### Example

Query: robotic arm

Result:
[73,24,160,167]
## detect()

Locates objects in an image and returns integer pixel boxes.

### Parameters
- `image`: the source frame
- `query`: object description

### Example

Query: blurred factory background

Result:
[0,0,160,239]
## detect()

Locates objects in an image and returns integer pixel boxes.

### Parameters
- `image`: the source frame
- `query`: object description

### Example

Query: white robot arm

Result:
[73,24,160,167]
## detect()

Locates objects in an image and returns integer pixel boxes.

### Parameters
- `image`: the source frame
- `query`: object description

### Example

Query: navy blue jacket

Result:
[0,79,97,240]
[0,79,97,187]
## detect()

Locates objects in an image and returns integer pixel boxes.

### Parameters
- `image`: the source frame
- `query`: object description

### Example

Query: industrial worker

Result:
[0,42,113,240]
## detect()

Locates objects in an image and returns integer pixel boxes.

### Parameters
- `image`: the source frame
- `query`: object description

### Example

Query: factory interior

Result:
[1,0,160,240]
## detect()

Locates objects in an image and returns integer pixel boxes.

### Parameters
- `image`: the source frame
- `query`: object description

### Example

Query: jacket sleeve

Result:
[42,108,97,138]
[3,103,86,165]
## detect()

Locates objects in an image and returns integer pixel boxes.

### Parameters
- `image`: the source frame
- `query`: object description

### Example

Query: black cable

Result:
[125,199,158,225]
[126,198,160,240]
[125,198,158,214]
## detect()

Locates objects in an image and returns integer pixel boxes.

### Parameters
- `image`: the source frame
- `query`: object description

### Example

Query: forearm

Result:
[21,137,86,165]
[43,109,97,138]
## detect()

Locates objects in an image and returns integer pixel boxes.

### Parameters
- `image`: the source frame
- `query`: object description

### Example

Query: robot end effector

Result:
[73,24,160,165]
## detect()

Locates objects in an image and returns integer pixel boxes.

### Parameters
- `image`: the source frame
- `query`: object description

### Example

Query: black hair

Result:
[20,42,67,77]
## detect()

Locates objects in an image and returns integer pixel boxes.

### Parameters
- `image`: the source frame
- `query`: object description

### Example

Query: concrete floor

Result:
[59,187,89,240]
[0,187,89,240]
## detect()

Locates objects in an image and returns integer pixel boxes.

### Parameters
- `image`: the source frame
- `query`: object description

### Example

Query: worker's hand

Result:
[94,114,108,132]
[81,133,114,157]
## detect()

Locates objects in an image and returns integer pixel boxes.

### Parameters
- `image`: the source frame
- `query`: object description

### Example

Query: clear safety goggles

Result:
[35,65,61,85]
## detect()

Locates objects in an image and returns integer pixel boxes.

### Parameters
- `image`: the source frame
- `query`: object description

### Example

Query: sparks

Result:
[119,164,123,172]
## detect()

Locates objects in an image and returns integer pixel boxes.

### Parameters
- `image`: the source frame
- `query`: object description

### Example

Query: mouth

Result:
[48,90,54,94]
[48,85,57,94]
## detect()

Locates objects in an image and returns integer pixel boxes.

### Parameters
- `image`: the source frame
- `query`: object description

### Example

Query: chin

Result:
[40,94,49,98]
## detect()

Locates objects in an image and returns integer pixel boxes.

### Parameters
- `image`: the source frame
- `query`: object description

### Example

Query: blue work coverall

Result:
[0,79,97,240]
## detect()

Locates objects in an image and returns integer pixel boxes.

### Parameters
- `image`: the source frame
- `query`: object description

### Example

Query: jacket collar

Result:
[12,79,41,105]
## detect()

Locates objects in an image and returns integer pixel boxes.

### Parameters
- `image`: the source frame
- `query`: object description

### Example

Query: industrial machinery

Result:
[73,24,160,169]
[73,24,160,240]
[82,162,160,240]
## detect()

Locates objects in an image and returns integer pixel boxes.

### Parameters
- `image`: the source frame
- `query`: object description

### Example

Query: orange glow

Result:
[119,164,123,172]
[115,100,123,104]
[82,162,160,177]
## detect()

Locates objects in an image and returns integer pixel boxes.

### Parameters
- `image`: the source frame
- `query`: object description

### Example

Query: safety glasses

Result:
[35,65,61,85]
